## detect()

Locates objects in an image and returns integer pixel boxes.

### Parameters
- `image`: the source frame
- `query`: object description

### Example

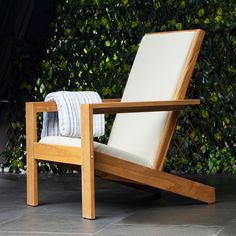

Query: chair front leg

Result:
[26,103,38,206]
[80,104,95,219]
[27,155,38,206]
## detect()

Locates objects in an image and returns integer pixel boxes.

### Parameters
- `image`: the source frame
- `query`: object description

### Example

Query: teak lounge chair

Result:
[26,29,215,219]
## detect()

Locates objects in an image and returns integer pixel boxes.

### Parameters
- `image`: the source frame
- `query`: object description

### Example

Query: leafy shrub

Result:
[7,0,236,174]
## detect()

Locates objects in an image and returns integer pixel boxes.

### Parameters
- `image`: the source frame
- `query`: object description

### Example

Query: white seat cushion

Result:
[39,136,151,167]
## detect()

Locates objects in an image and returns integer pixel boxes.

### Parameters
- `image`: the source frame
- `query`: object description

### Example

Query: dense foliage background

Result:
[3,0,235,174]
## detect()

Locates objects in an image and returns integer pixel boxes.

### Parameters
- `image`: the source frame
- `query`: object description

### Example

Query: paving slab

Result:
[0,173,236,235]
[94,224,222,236]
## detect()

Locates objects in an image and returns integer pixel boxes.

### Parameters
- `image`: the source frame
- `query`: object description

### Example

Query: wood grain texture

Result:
[102,98,121,102]
[27,99,199,115]
[26,103,38,206]
[80,104,95,219]
[34,143,81,165]
[91,99,199,114]
[94,152,215,204]
[154,29,205,170]
[26,101,58,113]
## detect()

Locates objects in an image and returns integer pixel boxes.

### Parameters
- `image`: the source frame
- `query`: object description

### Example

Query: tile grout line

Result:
[113,223,224,229]
[92,213,135,235]
[0,214,24,227]
[214,227,224,236]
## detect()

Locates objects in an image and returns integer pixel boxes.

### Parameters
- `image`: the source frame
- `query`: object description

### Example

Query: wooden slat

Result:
[34,143,81,165]
[80,104,95,219]
[94,152,215,204]
[91,99,200,114]
[154,29,205,170]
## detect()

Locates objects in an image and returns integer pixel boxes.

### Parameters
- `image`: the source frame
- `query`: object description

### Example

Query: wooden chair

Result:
[26,29,215,220]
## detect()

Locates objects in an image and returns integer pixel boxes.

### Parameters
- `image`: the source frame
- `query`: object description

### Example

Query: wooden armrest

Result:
[26,102,57,113]
[89,99,200,114]
[26,99,199,115]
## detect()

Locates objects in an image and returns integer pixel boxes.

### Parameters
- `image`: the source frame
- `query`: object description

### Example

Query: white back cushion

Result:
[108,31,195,168]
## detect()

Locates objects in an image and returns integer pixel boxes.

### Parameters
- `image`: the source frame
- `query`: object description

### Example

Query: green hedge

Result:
[6,0,236,173]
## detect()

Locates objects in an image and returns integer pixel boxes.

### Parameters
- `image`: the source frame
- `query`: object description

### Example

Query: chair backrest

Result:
[108,30,205,169]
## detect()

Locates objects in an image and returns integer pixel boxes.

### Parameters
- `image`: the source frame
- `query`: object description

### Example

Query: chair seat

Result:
[39,136,152,167]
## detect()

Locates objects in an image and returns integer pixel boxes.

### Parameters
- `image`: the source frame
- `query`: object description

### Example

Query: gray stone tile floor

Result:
[0,173,236,235]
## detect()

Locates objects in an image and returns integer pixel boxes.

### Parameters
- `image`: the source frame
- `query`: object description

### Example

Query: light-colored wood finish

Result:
[80,104,95,219]
[94,152,215,203]
[91,99,199,114]
[34,143,81,165]
[102,98,121,103]
[26,30,215,220]
[26,103,38,206]
[154,29,205,170]
[29,101,58,113]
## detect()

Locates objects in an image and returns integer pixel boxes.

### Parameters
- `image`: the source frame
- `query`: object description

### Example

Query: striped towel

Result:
[41,91,105,138]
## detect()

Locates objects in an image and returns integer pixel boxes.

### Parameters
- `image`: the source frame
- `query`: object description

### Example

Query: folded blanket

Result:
[41,91,105,138]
